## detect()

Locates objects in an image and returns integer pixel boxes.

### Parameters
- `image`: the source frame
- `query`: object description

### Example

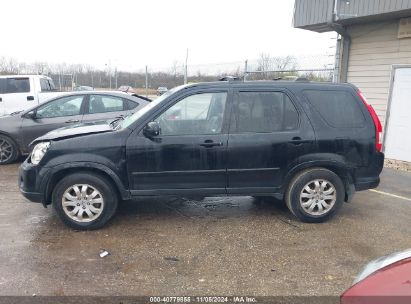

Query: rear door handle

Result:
[0,97,2,102]
[27,96,34,101]
[200,140,223,148]
[65,119,80,123]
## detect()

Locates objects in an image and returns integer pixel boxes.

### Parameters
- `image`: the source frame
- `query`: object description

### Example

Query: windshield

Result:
[117,85,188,130]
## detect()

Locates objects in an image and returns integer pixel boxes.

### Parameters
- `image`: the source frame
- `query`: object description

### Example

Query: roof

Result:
[0,74,51,79]
[294,0,411,32]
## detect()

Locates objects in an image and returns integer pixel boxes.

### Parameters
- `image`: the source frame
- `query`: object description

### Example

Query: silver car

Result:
[0,91,149,164]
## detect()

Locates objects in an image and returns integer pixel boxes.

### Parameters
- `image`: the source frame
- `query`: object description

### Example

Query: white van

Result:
[0,75,65,116]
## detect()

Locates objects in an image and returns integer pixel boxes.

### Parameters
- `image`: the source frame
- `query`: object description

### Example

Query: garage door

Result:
[384,68,411,162]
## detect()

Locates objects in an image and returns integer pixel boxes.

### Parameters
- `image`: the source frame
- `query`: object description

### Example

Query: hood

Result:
[32,121,114,145]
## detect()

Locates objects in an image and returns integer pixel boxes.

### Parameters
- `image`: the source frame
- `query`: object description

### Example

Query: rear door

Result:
[227,88,315,194]
[21,94,85,150]
[82,94,131,123]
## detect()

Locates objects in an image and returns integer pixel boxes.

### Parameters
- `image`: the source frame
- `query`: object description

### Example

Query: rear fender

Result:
[282,153,355,202]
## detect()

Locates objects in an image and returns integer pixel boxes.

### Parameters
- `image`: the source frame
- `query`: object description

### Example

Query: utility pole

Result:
[145,65,148,98]
[115,67,118,89]
[106,60,112,89]
[184,48,188,84]
[244,59,248,81]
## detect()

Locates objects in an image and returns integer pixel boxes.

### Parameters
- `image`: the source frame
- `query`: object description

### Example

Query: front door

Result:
[126,90,230,195]
[227,89,315,194]
[21,94,85,151]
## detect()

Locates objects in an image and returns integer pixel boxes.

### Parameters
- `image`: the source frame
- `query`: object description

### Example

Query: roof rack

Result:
[295,77,310,82]
[219,76,241,82]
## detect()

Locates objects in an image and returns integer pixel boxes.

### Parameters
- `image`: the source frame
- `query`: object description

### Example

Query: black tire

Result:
[52,173,118,230]
[285,168,345,223]
[0,135,19,165]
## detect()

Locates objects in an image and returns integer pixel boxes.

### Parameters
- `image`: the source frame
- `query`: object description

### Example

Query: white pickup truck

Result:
[0,75,65,116]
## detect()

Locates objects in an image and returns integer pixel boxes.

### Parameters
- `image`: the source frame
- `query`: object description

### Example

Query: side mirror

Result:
[143,121,160,138]
[23,111,36,119]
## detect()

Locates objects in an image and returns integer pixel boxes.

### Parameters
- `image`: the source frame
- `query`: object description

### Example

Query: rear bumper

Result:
[353,152,384,191]
[355,176,380,191]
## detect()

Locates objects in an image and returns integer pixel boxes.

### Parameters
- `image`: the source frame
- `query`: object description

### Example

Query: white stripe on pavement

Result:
[369,189,411,202]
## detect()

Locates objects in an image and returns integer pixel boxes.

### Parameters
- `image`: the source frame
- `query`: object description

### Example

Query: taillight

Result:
[357,90,383,152]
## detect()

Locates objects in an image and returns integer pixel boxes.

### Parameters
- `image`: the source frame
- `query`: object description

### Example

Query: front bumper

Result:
[18,159,49,205]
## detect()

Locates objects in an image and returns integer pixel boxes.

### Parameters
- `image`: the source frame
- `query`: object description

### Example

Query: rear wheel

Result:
[0,135,19,165]
[52,173,118,230]
[285,168,344,223]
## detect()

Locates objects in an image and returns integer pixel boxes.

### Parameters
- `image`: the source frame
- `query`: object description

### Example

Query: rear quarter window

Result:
[303,90,365,128]
[127,99,139,110]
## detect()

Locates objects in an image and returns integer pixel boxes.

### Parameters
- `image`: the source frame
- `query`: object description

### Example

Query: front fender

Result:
[43,160,130,203]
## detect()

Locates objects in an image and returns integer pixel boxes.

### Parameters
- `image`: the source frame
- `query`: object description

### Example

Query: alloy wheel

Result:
[299,179,337,216]
[0,139,13,164]
[62,184,105,223]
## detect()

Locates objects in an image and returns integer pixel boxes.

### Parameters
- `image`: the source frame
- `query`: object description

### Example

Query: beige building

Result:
[293,0,411,163]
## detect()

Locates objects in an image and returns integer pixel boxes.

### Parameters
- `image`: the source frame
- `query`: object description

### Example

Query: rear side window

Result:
[0,78,30,94]
[303,90,365,128]
[0,79,5,94]
[88,95,125,114]
[231,91,299,133]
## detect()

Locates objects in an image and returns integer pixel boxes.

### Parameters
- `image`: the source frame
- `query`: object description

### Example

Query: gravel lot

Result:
[0,162,410,297]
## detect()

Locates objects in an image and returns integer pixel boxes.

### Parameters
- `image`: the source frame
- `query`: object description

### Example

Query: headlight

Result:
[353,248,411,284]
[31,142,50,165]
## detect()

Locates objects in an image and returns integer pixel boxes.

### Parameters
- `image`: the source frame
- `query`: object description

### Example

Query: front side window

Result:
[155,92,227,136]
[4,78,30,94]
[231,91,299,133]
[36,95,83,118]
[88,95,125,114]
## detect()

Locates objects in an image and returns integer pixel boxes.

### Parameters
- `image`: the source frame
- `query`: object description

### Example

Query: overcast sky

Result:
[1,0,336,71]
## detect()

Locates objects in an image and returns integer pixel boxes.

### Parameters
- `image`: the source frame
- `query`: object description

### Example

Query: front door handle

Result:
[0,97,2,102]
[65,119,80,123]
[200,140,223,148]
[27,96,34,101]
[289,137,308,146]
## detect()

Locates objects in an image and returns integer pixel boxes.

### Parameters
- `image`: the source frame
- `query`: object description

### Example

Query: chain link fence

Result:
[244,54,335,81]
[1,54,336,93]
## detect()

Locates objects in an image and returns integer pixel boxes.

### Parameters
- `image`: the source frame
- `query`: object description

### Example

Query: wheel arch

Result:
[282,159,355,202]
[44,162,130,204]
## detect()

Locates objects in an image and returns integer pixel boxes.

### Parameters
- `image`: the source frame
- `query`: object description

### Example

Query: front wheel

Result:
[285,168,345,223]
[52,173,118,230]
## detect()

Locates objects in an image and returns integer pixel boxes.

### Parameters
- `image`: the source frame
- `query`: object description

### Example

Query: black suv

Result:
[19,80,384,230]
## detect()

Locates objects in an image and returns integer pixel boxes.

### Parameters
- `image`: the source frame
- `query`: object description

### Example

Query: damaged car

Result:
[19,80,384,229]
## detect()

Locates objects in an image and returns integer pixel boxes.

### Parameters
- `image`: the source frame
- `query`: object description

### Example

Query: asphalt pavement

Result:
[0,163,410,296]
